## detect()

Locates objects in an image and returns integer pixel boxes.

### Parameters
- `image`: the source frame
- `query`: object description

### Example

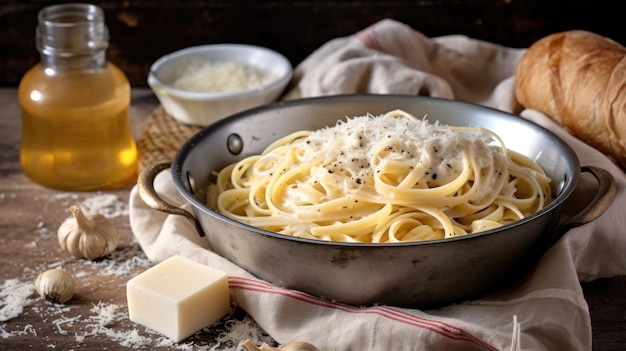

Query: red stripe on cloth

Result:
[357,26,383,51]
[228,276,498,351]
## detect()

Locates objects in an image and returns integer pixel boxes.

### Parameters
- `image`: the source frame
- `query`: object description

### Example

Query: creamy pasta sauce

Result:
[209,110,552,243]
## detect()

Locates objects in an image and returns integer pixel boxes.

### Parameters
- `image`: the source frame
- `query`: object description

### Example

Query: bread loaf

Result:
[515,30,626,169]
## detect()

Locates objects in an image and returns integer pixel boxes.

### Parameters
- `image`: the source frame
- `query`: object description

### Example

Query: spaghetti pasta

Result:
[208,110,552,243]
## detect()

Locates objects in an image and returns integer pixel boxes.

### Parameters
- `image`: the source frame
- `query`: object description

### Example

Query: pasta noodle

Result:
[208,110,552,243]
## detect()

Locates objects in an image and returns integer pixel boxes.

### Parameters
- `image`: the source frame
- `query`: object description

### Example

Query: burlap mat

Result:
[137,106,202,173]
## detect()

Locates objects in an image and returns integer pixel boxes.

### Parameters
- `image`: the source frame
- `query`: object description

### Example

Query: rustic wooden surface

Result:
[0,88,270,350]
[2,0,626,87]
[1,87,626,350]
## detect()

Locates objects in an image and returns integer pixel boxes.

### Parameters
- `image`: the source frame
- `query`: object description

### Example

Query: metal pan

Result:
[139,94,616,307]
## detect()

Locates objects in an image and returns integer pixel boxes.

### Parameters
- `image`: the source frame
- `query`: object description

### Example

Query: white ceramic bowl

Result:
[147,44,292,126]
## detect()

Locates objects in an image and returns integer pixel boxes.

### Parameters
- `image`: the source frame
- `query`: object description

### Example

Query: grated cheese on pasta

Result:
[305,112,494,187]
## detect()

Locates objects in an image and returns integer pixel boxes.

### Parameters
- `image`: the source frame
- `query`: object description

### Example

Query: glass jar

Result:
[18,3,138,191]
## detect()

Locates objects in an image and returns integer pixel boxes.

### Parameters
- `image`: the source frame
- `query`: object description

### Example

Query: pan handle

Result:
[555,165,617,240]
[137,162,205,237]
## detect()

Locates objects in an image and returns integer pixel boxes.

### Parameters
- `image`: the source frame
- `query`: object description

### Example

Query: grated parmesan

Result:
[304,113,495,187]
[79,244,152,277]
[172,59,277,93]
[0,279,35,322]
[79,193,129,218]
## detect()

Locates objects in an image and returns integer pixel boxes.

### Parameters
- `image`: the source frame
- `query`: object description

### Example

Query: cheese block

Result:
[126,255,230,342]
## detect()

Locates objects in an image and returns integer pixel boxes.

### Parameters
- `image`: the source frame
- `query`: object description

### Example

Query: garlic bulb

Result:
[57,205,119,260]
[241,340,320,351]
[35,269,75,304]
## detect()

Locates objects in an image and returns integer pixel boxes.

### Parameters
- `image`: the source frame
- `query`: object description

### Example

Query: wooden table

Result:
[0,88,263,350]
[1,87,625,350]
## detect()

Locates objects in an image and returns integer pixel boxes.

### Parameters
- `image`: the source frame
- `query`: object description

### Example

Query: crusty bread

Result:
[515,30,626,169]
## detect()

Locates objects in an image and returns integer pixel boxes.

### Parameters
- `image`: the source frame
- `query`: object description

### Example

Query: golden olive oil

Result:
[18,4,138,190]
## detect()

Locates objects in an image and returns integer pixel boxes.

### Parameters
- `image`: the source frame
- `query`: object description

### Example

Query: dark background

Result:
[1,0,624,87]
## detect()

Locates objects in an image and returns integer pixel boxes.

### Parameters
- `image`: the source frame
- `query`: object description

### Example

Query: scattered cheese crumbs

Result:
[127,255,230,342]
[0,279,35,322]
[77,302,153,348]
[0,324,37,339]
[2,279,269,349]
[3,191,273,348]
[223,316,274,347]
[79,193,129,218]
[53,315,81,335]
[53,193,80,201]
[89,302,127,327]
[172,59,277,93]
[81,244,152,277]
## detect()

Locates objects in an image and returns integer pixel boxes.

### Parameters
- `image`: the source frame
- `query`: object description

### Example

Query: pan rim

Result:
[171,93,580,247]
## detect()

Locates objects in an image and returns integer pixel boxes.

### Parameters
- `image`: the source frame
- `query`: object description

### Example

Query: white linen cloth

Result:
[129,19,626,350]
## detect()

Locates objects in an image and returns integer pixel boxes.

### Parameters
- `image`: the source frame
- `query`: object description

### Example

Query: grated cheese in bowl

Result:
[172,59,277,93]
[148,43,293,126]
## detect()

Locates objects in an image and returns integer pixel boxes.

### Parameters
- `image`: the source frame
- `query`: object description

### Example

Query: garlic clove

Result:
[57,205,119,260]
[35,268,75,304]
[241,340,320,351]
